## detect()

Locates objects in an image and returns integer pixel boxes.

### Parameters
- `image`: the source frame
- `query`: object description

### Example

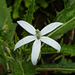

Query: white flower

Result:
[14,20,63,65]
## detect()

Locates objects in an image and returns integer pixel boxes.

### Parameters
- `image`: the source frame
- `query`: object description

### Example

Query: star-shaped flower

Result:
[14,20,63,65]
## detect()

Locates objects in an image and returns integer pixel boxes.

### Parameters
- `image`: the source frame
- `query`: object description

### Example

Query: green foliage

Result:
[55,6,75,23]
[24,0,35,24]
[10,60,23,75]
[37,56,75,74]
[36,0,48,8]
[22,60,37,75]
[0,0,17,43]
[64,0,75,8]
[49,0,75,40]
[9,59,37,75]
[0,57,7,72]
[0,40,11,74]
[0,29,4,39]
[13,0,22,19]
[24,0,32,8]
[47,0,75,40]
[61,44,75,57]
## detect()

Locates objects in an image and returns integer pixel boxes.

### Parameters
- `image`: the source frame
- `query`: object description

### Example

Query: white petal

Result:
[31,39,41,65]
[14,36,36,50]
[17,20,36,35]
[41,22,63,35]
[40,36,61,52]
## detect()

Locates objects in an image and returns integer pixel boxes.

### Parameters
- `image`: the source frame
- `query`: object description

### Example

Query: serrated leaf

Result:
[55,6,75,23]
[0,0,17,42]
[61,44,75,57]
[24,0,35,24]
[49,2,75,40]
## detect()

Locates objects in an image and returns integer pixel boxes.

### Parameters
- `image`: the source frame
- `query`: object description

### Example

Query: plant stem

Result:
[6,63,10,71]
[3,51,10,71]
[6,47,14,60]
[18,60,24,75]
[36,67,75,71]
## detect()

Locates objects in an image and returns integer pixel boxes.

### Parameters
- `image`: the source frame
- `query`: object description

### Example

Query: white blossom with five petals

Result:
[14,20,63,65]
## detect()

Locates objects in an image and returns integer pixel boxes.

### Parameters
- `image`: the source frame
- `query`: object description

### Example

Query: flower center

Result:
[36,29,41,39]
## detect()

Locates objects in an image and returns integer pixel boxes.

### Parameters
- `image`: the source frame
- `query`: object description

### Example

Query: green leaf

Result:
[24,0,32,8]
[0,0,17,42]
[13,0,22,19]
[24,0,35,24]
[55,6,75,23]
[63,0,75,8]
[61,44,75,57]
[35,0,48,8]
